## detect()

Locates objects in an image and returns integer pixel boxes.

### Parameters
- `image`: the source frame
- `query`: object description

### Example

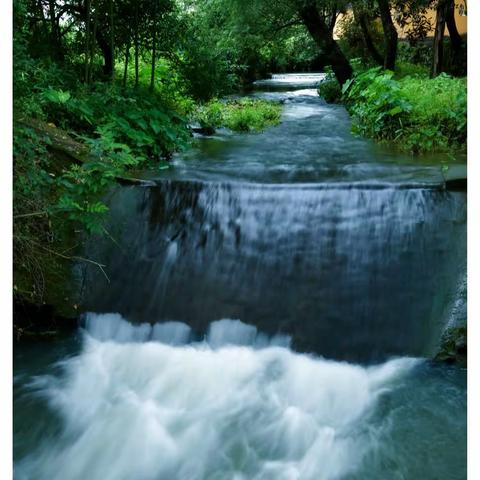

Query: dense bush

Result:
[223,99,282,132]
[318,74,342,104]
[193,98,282,133]
[394,61,430,79]
[397,41,432,70]
[342,67,466,153]
[397,40,467,77]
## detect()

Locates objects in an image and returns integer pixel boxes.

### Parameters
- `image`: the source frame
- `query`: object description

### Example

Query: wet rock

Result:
[445,178,467,191]
[435,326,467,367]
[443,164,467,191]
[191,126,216,136]
[14,298,78,342]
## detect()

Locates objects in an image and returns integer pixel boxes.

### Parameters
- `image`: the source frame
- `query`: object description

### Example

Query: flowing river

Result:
[14,74,466,479]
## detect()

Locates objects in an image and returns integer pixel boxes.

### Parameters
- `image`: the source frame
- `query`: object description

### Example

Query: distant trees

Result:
[18,0,180,86]
[15,0,466,94]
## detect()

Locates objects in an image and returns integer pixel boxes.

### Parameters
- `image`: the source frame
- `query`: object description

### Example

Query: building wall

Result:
[334,2,467,41]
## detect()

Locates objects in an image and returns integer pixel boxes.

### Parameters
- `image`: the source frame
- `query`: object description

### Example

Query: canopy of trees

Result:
[16,0,466,97]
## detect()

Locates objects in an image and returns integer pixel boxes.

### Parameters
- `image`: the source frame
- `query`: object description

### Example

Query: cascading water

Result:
[82,180,466,361]
[14,76,467,479]
[253,73,326,89]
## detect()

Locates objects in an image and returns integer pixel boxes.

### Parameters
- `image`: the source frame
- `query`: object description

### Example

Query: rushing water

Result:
[14,75,466,479]
[253,73,326,89]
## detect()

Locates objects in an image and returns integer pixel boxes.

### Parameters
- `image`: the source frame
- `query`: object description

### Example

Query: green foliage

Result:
[223,99,282,132]
[394,61,430,79]
[195,100,225,129]
[15,81,191,233]
[342,67,412,141]
[193,98,282,133]
[13,125,73,304]
[397,40,467,77]
[342,66,467,153]
[42,89,71,104]
[397,41,433,69]
[400,73,467,152]
[318,71,342,103]
[13,48,191,306]
[336,13,384,66]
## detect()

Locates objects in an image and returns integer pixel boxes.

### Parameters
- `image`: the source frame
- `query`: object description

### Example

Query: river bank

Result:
[13,75,467,479]
[318,66,467,155]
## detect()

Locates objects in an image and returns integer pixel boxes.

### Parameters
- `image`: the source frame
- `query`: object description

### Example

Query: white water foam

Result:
[17,313,419,480]
[253,73,326,88]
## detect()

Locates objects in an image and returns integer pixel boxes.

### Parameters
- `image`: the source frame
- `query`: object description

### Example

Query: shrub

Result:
[342,67,412,141]
[395,61,430,79]
[192,98,282,133]
[223,99,282,132]
[318,75,342,103]
[342,67,466,153]
[195,99,225,130]
[397,41,432,69]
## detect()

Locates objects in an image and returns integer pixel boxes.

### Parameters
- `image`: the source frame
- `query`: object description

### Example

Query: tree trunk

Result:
[84,0,91,83]
[123,38,130,88]
[109,0,114,79]
[34,0,49,41]
[353,7,383,66]
[298,3,352,85]
[445,0,463,69]
[432,0,447,77]
[134,1,139,88]
[88,0,99,83]
[150,11,157,91]
[48,0,56,45]
[327,8,338,37]
[377,0,398,70]
[96,31,114,78]
[48,0,63,61]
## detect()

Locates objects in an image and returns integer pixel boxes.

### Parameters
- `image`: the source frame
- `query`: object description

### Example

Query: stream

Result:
[14,74,467,479]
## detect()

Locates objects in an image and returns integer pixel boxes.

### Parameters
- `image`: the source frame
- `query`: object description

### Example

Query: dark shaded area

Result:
[13,298,78,341]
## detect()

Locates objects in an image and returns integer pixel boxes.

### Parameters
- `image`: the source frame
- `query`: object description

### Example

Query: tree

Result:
[352,3,383,65]
[432,0,447,76]
[296,1,353,84]
[377,0,398,70]
[445,0,464,71]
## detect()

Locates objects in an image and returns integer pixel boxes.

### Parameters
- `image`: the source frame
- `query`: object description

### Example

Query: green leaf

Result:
[150,119,162,134]
[388,106,403,116]
[42,88,71,104]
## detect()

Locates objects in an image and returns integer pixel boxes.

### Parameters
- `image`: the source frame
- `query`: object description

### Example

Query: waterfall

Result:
[84,181,466,362]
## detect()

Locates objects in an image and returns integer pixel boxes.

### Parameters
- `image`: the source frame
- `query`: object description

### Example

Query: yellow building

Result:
[334,1,467,40]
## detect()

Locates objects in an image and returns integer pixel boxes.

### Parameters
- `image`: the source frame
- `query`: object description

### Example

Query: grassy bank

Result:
[193,98,282,133]
[319,66,466,154]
